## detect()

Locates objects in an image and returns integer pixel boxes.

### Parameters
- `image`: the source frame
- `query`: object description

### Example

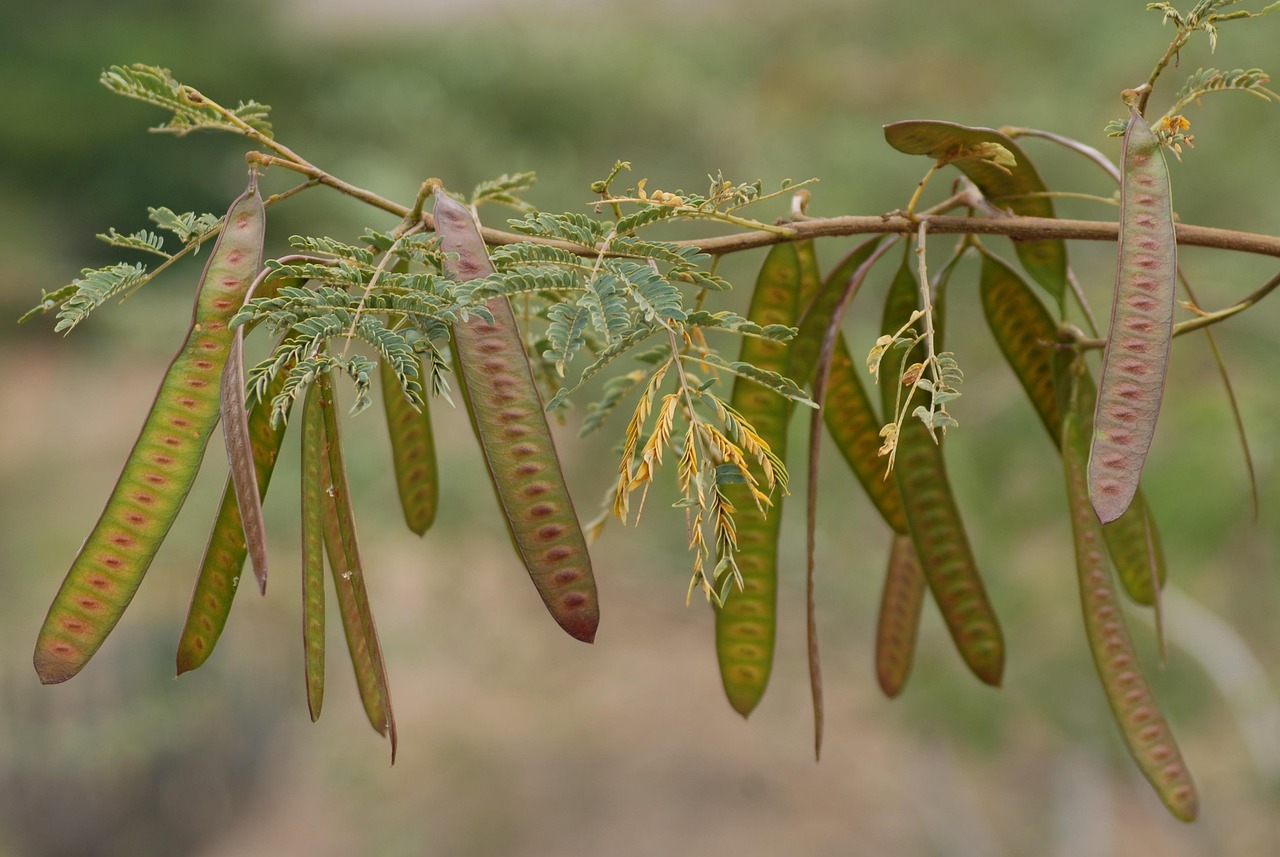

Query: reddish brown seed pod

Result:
[1089,105,1177,524]
[435,189,600,643]
[875,535,926,698]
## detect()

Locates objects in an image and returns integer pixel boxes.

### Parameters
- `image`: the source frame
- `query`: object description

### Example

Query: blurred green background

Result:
[3,0,1280,854]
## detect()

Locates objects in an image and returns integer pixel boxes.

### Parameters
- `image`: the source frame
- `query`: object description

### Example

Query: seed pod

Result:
[380,257,439,536]
[1062,408,1197,821]
[300,378,327,722]
[435,189,599,643]
[791,238,908,534]
[881,250,1004,686]
[715,243,800,717]
[34,175,265,685]
[875,534,926,698]
[883,120,1066,303]
[979,249,1166,604]
[381,357,439,535]
[314,370,397,757]
[176,345,293,675]
[1089,105,1176,524]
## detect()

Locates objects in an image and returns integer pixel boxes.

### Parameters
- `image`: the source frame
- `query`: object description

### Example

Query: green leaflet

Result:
[979,249,1166,605]
[1089,105,1177,525]
[314,371,397,758]
[880,248,1005,686]
[1062,406,1197,822]
[35,175,265,684]
[883,119,1066,305]
[436,189,600,643]
[714,243,801,717]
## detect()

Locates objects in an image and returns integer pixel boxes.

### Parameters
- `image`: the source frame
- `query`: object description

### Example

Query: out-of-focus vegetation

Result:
[3,0,1279,854]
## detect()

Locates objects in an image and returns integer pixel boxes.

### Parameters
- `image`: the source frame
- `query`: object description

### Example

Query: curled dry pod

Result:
[883,119,1066,304]
[1062,408,1198,821]
[792,238,907,534]
[300,378,328,721]
[435,189,599,643]
[176,343,294,675]
[381,357,439,536]
[34,175,265,684]
[714,242,801,717]
[880,250,1005,686]
[979,249,1166,605]
[875,534,926,698]
[314,371,397,757]
[1089,105,1177,524]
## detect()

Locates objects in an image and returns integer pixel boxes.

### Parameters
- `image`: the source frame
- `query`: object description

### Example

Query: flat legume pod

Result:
[1063,408,1197,821]
[978,249,1166,604]
[435,189,599,643]
[300,379,327,721]
[715,243,800,717]
[1089,105,1176,524]
[381,356,439,536]
[875,534,926,698]
[880,250,1005,686]
[314,371,397,757]
[34,175,265,684]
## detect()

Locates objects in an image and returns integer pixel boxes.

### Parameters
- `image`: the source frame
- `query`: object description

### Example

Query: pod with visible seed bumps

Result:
[979,249,1165,605]
[715,243,800,717]
[875,534,926,698]
[880,249,1005,686]
[176,345,293,675]
[1063,405,1197,821]
[435,189,599,643]
[1089,104,1176,524]
[34,175,265,684]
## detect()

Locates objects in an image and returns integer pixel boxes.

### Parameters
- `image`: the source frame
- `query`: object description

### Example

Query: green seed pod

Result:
[875,534,926,698]
[881,249,1005,686]
[883,120,1066,304]
[980,249,1166,605]
[314,370,397,757]
[175,346,293,675]
[792,238,907,534]
[300,378,327,722]
[34,175,265,685]
[1062,408,1197,821]
[381,357,439,536]
[435,189,599,643]
[1089,105,1176,525]
[715,242,801,717]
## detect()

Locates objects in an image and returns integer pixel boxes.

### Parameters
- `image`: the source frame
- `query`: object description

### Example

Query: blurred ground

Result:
[3,1,1280,854]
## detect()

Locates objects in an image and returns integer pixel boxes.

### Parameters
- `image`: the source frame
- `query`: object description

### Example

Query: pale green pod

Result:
[435,189,599,643]
[715,243,800,717]
[380,357,439,536]
[300,379,327,722]
[35,175,265,684]
[1089,105,1177,524]
[315,371,397,758]
[875,534,926,698]
[176,350,293,675]
[1063,408,1198,821]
